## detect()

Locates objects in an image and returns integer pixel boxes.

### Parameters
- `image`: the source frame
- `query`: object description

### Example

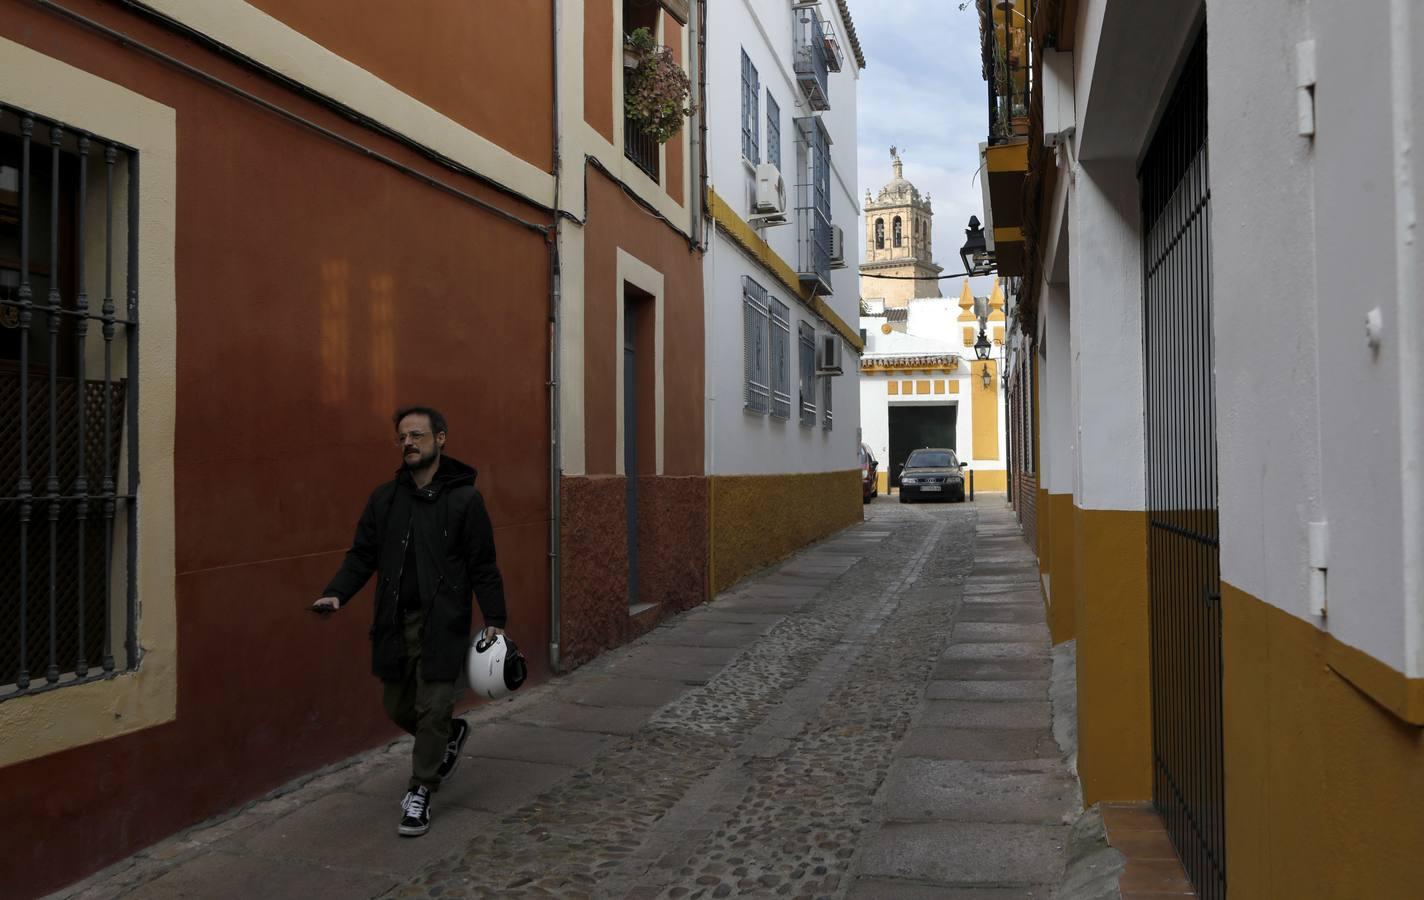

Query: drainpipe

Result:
[689,0,708,247]
[548,0,563,673]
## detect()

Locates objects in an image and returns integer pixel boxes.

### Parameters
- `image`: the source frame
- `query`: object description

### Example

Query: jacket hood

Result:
[397,454,477,497]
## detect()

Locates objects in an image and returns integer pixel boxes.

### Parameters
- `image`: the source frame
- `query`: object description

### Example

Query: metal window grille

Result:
[766,92,781,174]
[792,7,830,111]
[742,276,770,414]
[798,321,816,426]
[795,116,832,295]
[822,372,833,430]
[893,216,902,248]
[1140,34,1224,900]
[770,297,791,420]
[741,49,759,164]
[1,103,140,700]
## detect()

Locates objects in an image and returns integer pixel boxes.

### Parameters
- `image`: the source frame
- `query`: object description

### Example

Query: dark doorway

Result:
[623,284,654,607]
[888,404,956,488]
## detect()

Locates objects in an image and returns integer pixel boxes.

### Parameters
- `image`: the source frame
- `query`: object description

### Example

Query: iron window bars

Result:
[0,102,140,700]
[741,49,760,164]
[742,276,770,414]
[798,321,816,427]
[766,92,781,174]
[795,116,833,296]
[770,297,791,420]
[793,6,830,111]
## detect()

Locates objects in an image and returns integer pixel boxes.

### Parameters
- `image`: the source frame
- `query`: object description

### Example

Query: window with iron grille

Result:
[742,276,770,414]
[1,104,140,699]
[822,371,833,430]
[798,321,816,427]
[770,297,791,419]
[741,49,760,164]
[766,92,781,173]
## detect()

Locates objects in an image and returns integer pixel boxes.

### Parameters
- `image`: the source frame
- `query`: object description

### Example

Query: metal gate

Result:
[1140,33,1225,900]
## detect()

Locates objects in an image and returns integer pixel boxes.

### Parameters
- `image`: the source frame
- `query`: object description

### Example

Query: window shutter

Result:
[743,277,770,414]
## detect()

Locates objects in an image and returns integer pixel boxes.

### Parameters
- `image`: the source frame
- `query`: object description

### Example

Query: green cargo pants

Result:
[382,610,458,792]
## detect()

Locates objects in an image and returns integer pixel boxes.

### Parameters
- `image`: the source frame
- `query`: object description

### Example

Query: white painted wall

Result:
[703,0,861,477]
[1208,0,1424,676]
[1041,283,1073,496]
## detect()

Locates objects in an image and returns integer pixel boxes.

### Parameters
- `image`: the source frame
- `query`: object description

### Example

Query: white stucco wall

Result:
[703,0,861,477]
[1209,0,1424,676]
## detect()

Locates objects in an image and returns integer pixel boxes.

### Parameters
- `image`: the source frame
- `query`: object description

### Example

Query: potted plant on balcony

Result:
[624,26,694,143]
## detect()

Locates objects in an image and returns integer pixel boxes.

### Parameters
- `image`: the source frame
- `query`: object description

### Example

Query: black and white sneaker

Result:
[436,719,470,782]
[398,786,431,837]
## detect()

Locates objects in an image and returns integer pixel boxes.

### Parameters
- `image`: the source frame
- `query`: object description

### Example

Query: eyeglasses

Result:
[395,430,431,446]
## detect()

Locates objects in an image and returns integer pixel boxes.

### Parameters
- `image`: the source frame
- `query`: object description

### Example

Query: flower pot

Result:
[623,46,639,70]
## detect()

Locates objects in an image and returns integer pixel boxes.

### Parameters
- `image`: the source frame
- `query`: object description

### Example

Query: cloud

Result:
[852,0,990,289]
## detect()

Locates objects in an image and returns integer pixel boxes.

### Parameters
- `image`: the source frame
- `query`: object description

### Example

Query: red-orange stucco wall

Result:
[0,4,553,896]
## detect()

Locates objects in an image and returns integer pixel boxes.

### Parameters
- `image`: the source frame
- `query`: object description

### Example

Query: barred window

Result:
[1,104,139,699]
[743,276,770,414]
[741,49,760,164]
[770,298,791,419]
[893,215,903,248]
[766,92,781,173]
[798,321,816,427]
[822,371,833,430]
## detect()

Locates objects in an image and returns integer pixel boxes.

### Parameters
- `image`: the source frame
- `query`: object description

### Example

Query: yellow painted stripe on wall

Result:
[972,360,1000,460]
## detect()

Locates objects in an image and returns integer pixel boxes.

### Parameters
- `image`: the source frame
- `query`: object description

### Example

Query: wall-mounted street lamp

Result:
[972,293,994,389]
[959,215,994,278]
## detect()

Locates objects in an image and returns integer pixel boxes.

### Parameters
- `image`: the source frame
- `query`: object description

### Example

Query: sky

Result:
[850,0,998,298]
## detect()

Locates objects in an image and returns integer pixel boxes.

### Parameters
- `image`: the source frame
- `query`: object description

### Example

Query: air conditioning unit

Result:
[751,162,787,224]
[829,224,846,268]
[818,333,844,375]
[791,0,819,8]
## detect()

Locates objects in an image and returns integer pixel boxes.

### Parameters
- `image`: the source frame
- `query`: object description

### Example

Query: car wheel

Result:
[899,494,909,504]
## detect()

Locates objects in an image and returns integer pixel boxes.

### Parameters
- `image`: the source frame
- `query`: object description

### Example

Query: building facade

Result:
[979,1,1424,898]
[858,155,1008,493]
[701,0,865,594]
[0,1,557,895]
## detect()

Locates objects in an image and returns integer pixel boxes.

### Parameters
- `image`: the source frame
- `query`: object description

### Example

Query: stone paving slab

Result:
[454,722,616,767]
[599,656,726,684]
[560,675,694,708]
[942,641,1050,660]
[963,588,1046,603]
[857,821,1068,885]
[926,679,1049,701]
[125,850,397,900]
[934,656,1053,681]
[506,699,653,735]
[954,622,1053,644]
[919,699,1053,730]
[606,643,744,669]
[436,757,577,812]
[233,792,493,875]
[877,758,1078,824]
[957,603,1048,624]
[638,625,765,649]
[847,878,1053,899]
[896,726,1060,761]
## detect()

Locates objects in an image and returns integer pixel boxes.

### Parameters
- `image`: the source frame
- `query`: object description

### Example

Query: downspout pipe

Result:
[689,0,708,247]
[548,0,563,673]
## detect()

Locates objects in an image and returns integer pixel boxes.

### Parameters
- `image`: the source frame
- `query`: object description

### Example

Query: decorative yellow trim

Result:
[993,226,1024,244]
[0,38,178,768]
[965,468,1006,490]
[707,189,863,351]
[934,380,945,394]
[1327,633,1424,726]
[916,380,931,395]
[985,140,1029,173]
[860,358,959,374]
[948,380,959,394]
[887,381,899,395]
[971,361,1000,460]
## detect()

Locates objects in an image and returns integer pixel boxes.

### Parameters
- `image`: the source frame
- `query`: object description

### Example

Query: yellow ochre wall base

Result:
[1043,492,1076,645]
[1073,505,1153,805]
[966,469,1007,492]
[709,470,862,595]
[1224,583,1424,899]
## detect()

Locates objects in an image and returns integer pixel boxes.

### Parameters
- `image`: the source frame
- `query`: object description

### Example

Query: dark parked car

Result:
[898,448,966,503]
[860,442,880,503]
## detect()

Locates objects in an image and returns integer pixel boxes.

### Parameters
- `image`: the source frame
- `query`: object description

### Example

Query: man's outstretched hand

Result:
[311,596,340,615]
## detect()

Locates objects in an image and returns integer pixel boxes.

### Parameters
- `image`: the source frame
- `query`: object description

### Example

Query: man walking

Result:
[312,406,507,837]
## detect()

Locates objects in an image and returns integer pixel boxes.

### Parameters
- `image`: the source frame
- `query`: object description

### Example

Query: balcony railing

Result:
[795,116,833,295]
[624,114,660,181]
[793,7,830,111]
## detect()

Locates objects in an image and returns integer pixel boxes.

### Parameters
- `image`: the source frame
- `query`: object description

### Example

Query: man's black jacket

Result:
[324,455,506,682]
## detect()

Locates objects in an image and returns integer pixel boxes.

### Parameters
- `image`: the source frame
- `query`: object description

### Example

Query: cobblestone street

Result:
[62,499,1077,900]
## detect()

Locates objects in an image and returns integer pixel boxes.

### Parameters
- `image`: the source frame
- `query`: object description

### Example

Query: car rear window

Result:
[906,450,956,468]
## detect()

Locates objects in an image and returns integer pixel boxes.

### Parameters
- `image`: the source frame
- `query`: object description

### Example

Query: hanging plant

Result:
[623,27,694,144]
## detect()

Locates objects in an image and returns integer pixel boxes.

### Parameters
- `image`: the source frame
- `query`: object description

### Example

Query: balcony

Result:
[793,7,831,111]
[795,116,833,295]
[624,113,660,181]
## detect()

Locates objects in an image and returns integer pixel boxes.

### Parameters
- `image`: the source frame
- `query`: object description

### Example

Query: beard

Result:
[402,445,440,472]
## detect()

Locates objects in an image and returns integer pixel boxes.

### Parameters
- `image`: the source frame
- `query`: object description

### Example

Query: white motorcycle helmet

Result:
[467,632,528,700]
